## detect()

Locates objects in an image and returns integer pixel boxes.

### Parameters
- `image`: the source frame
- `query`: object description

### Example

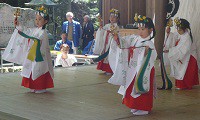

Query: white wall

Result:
[174,0,200,69]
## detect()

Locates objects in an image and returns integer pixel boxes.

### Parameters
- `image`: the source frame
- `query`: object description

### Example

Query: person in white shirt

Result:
[55,44,77,67]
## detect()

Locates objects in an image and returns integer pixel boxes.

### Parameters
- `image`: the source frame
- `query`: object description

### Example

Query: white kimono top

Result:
[55,54,77,67]
[163,32,177,66]
[108,34,157,98]
[168,31,197,80]
[93,23,119,63]
[3,26,54,80]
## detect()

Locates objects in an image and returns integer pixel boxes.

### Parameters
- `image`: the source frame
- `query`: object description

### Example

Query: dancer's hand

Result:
[14,18,19,27]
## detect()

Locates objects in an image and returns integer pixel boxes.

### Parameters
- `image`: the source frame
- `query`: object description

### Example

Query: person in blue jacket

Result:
[82,40,95,55]
[62,12,81,54]
[82,31,96,55]
[54,33,73,54]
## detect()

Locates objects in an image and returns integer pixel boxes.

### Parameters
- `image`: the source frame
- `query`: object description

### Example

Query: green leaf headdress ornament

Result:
[174,17,181,28]
[109,8,119,17]
[35,6,48,18]
[134,14,149,27]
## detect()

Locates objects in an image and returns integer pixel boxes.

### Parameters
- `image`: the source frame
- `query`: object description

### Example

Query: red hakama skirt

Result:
[21,72,54,90]
[97,60,113,73]
[175,56,199,89]
[122,67,155,111]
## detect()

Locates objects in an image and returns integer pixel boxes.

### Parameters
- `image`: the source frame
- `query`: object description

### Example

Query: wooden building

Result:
[101,0,167,58]
[102,0,155,26]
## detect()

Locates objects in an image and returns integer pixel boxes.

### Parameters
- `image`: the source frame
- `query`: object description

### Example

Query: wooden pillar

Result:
[155,0,168,59]
[102,0,110,25]
[128,0,131,24]
[102,0,128,26]
[146,0,155,19]
[102,0,146,26]
[129,0,146,24]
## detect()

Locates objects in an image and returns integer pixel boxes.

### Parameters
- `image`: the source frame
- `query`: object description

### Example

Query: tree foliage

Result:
[52,0,100,36]
[71,0,100,30]
[0,0,31,7]
[1,0,101,38]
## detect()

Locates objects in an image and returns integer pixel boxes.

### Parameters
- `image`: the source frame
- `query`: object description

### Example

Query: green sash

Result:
[18,30,43,62]
[134,48,152,94]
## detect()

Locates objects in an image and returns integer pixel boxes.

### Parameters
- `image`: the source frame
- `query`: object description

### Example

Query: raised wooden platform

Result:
[0,64,199,120]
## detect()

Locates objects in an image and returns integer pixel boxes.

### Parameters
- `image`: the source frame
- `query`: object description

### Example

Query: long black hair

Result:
[42,14,49,29]
[179,18,193,42]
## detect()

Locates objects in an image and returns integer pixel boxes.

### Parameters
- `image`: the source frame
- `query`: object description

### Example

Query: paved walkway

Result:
[0,64,199,120]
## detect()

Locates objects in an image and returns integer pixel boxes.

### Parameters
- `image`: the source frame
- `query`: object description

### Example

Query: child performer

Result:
[55,44,77,67]
[159,18,178,90]
[163,18,177,66]
[108,15,157,115]
[93,8,120,75]
[2,6,54,93]
[166,17,199,89]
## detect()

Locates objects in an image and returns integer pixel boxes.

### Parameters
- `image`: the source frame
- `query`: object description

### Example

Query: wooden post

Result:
[102,0,146,26]
[146,0,155,19]
[155,0,168,59]
[128,0,130,24]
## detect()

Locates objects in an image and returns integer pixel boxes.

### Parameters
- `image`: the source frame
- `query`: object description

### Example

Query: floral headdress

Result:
[109,8,119,17]
[174,17,181,28]
[35,6,48,18]
[134,14,149,27]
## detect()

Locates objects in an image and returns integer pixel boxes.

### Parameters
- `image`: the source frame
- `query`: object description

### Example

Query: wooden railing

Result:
[119,29,138,36]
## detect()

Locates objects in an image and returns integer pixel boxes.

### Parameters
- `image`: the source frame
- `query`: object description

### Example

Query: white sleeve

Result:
[118,34,138,48]
[93,28,106,55]
[168,37,191,61]
[2,27,29,64]
[169,33,178,48]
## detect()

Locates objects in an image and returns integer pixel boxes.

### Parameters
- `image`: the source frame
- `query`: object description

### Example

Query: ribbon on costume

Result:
[159,53,173,90]
[158,0,179,89]
[93,49,109,62]
[18,30,43,62]
[134,48,152,94]
[93,30,111,62]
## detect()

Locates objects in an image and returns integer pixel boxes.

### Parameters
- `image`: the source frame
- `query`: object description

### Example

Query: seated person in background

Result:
[55,44,77,67]
[82,31,96,55]
[54,33,73,54]
[82,39,95,55]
